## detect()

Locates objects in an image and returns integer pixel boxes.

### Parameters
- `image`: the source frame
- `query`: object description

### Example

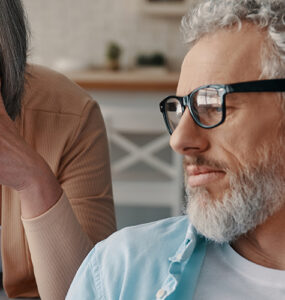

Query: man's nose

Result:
[170,108,209,156]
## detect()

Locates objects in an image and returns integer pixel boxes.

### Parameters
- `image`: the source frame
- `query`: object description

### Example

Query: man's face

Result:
[170,23,285,242]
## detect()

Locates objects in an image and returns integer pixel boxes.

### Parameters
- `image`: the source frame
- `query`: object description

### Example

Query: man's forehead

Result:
[177,23,266,96]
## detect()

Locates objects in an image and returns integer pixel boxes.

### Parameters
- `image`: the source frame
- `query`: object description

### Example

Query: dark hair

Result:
[0,0,28,120]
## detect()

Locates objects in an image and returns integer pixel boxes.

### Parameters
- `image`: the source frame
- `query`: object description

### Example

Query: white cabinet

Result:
[140,0,196,17]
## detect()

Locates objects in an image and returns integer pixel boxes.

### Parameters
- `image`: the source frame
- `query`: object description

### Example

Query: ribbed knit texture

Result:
[1,65,116,299]
[22,193,92,300]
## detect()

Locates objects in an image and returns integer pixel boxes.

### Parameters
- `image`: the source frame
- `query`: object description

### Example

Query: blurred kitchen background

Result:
[23,0,194,229]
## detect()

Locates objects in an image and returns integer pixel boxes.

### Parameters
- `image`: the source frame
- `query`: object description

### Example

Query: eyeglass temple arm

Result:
[226,79,285,93]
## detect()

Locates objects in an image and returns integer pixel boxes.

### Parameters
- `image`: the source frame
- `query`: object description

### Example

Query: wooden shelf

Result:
[65,69,179,92]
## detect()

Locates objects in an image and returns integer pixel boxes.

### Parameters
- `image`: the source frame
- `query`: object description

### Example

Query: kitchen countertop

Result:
[64,68,179,91]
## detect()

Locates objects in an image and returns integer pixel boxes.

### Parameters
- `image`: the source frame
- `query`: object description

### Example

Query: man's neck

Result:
[231,204,285,270]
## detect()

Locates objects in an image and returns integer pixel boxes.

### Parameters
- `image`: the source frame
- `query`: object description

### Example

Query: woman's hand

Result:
[0,94,62,218]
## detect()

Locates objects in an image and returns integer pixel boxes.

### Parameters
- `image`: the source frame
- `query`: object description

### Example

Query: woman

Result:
[0,1,116,299]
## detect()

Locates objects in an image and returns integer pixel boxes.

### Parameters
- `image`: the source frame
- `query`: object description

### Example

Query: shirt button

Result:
[176,253,183,260]
[156,288,166,298]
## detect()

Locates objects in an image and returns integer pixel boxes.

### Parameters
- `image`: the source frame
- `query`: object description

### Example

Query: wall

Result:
[23,0,189,71]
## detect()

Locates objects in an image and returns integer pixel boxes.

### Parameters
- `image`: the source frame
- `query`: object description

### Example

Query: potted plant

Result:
[106,42,122,71]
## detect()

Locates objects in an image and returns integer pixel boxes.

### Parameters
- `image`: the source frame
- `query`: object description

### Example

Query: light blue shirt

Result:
[66,216,207,300]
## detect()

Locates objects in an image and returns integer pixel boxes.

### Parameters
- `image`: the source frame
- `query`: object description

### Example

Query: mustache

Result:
[183,156,230,172]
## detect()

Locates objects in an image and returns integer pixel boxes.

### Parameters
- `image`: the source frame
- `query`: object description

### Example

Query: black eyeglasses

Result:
[159,79,285,135]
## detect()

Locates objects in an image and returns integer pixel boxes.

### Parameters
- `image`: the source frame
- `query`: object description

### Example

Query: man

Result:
[67,0,285,299]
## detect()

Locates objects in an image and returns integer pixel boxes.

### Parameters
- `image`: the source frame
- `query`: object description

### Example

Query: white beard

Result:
[186,152,285,243]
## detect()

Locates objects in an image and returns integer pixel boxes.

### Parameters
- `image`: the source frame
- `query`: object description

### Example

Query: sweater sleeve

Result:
[22,193,92,300]
[22,100,116,300]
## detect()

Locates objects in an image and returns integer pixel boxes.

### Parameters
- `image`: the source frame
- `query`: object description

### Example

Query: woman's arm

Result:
[0,94,115,299]
[22,101,116,300]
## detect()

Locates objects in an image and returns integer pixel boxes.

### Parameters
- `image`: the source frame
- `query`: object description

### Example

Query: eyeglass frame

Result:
[159,79,285,135]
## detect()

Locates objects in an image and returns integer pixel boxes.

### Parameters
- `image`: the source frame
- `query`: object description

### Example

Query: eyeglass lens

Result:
[165,98,183,133]
[165,87,223,132]
[193,87,223,126]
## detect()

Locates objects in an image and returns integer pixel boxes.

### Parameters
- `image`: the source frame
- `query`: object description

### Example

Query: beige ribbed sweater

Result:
[1,65,116,299]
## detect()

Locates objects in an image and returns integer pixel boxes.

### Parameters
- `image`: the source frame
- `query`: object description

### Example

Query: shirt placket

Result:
[154,225,198,300]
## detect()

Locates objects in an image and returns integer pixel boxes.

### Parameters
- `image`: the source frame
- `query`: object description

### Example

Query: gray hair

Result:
[0,0,28,120]
[182,0,285,79]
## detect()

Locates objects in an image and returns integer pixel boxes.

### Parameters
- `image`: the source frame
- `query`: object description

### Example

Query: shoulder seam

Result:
[65,100,93,150]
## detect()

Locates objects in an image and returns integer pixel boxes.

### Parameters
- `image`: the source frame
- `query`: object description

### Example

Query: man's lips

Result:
[186,165,226,187]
